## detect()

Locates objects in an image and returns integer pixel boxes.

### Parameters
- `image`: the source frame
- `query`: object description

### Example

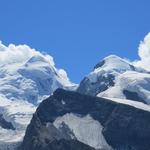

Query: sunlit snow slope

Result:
[78,55,150,104]
[0,42,76,149]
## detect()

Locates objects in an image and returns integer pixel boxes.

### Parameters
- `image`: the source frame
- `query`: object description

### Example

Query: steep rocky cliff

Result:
[21,89,150,150]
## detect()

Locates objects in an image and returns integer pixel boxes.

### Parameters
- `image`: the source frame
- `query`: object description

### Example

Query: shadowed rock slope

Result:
[21,89,150,150]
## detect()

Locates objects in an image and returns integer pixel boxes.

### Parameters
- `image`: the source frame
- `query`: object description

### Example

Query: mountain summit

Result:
[94,55,135,71]
[78,55,150,104]
[0,42,76,149]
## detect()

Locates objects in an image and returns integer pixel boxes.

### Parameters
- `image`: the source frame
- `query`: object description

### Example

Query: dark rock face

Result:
[32,139,95,150]
[21,89,150,150]
[94,60,106,69]
[77,73,115,96]
[103,105,150,150]
[129,64,136,71]
[0,114,15,130]
[123,90,146,104]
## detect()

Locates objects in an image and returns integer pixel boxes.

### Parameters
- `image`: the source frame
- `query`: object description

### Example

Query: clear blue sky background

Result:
[0,0,150,83]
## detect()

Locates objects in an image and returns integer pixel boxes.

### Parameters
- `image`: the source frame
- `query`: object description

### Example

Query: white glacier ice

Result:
[53,113,111,150]
[0,42,76,149]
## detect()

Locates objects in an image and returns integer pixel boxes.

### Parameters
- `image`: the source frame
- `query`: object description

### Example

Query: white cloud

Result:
[58,69,70,81]
[0,41,55,66]
[0,41,74,86]
[134,33,150,70]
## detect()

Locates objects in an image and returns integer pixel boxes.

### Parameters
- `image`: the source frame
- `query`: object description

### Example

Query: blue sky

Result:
[0,0,150,83]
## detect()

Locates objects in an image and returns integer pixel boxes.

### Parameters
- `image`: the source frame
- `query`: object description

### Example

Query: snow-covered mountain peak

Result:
[0,42,55,67]
[25,55,50,65]
[78,54,150,104]
[0,42,77,148]
[94,55,134,73]
[0,42,76,104]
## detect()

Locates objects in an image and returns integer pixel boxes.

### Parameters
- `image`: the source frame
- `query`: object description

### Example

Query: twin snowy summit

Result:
[0,33,150,150]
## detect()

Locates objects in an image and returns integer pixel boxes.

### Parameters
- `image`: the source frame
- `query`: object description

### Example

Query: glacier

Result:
[0,42,76,149]
[53,113,111,149]
[78,55,150,104]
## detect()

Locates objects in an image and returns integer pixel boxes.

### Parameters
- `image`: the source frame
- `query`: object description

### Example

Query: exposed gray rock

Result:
[0,114,15,130]
[21,89,150,150]
[77,73,115,96]
[123,90,146,104]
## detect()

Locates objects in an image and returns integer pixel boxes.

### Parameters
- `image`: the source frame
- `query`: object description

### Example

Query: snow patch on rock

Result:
[98,71,150,104]
[53,113,111,150]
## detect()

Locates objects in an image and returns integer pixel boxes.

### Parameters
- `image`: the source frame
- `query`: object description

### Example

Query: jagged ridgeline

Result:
[21,89,150,150]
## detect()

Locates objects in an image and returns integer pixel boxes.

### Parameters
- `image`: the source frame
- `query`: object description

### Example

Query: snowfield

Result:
[53,113,111,150]
[98,71,150,104]
[102,96,150,112]
[0,42,76,149]
[0,95,36,150]
[79,55,150,104]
